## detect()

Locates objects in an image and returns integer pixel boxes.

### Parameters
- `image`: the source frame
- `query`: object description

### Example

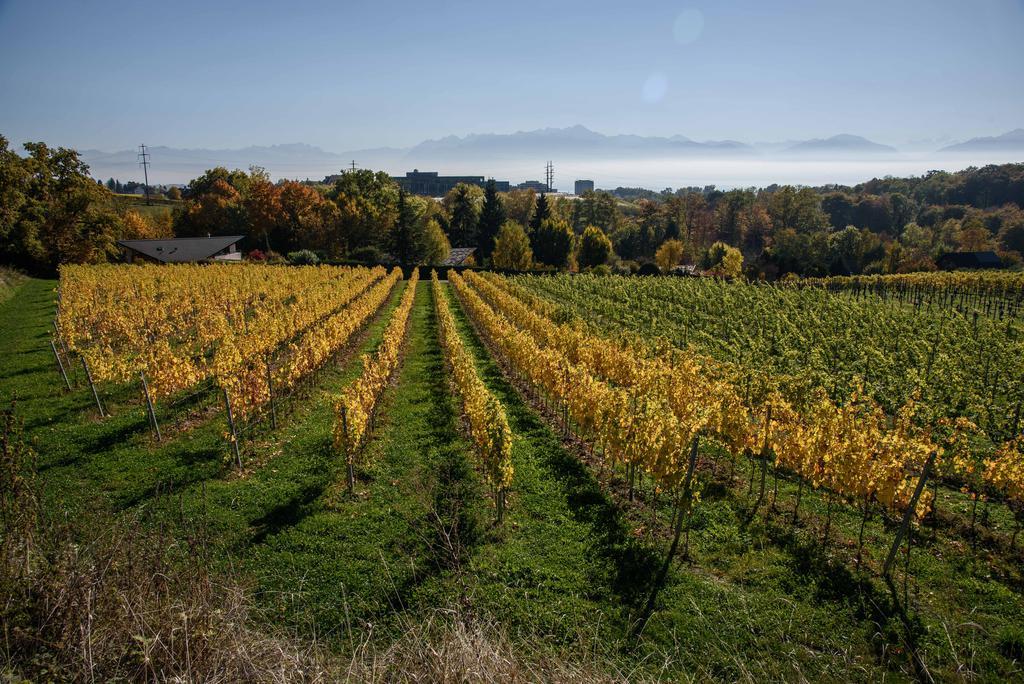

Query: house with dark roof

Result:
[441,247,477,266]
[117,236,245,264]
[669,264,702,277]
[936,251,1003,270]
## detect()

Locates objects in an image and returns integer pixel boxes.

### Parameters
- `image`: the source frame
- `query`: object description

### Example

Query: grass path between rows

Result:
[243,280,488,639]
[439,282,649,647]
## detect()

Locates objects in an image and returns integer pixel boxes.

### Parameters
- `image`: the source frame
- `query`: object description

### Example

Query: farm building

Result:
[118,236,245,264]
[936,251,1003,270]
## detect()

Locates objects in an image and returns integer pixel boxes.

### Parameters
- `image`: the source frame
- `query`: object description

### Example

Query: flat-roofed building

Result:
[517,180,552,192]
[391,170,510,196]
[574,179,595,194]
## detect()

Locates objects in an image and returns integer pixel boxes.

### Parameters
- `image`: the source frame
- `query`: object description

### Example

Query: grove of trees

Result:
[0,137,173,274]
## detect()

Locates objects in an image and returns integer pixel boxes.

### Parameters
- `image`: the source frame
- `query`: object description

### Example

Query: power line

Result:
[137,144,151,205]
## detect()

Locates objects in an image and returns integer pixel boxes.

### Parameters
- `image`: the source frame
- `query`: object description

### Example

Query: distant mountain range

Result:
[939,129,1024,154]
[404,124,753,160]
[77,125,1024,184]
[781,134,897,155]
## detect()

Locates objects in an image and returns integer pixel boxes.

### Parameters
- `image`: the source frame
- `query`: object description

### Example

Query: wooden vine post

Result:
[680,434,701,560]
[562,367,570,437]
[140,370,161,441]
[341,405,354,494]
[266,359,277,430]
[81,356,105,417]
[751,404,772,516]
[634,433,700,638]
[878,452,936,682]
[50,340,71,391]
[883,453,935,579]
[223,387,242,470]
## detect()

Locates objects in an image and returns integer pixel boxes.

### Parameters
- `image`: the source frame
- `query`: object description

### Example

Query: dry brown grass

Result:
[0,267,26,303]
[339,613,627,684]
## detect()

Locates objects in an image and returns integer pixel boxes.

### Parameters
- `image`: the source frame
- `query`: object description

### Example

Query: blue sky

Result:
[1,0,1022,152]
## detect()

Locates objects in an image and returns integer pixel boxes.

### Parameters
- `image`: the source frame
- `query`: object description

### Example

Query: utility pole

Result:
[545,160,554,193]
[137,144,151,205]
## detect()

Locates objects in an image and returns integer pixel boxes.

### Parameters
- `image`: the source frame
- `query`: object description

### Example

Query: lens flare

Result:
[673,9,705,44]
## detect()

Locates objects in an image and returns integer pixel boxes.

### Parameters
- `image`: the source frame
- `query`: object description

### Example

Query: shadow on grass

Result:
[750,512,929,672]
[25,404,92,431]
[251,480,330,545]
[0,363,54,381]
[77,416,153,454]
[530,415,662,607]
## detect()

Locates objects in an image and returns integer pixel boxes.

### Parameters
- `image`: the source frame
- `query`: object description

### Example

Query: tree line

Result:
[2,134,1022,278]
[101,178,182,199]
[599,164,1024,277]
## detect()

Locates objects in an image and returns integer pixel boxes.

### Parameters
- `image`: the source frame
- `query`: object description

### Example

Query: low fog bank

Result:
[85,151,1024,191]
[421,154,1024,192]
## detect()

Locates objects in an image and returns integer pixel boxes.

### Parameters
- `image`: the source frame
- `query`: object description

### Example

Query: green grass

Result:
[438,282,643,648]
[112,194,180,222]
[113,193,182,206]
[2,275,1023,681]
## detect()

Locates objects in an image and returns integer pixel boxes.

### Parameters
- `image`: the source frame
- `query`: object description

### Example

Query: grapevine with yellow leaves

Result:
[433,272,513,519]
[333,270,419,478]
[56,263,397,426]
[456,270,937,525]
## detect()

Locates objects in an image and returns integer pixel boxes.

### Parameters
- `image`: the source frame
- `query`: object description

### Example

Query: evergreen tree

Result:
[491,220,533,270]
[665,215,681,241]
[390,189,418,266]
[420,218,450,265]
[529,192,551,256]
[447,184,479,247]
[529,192,549,233]
[106,178,116,191]
[664,195,684,242]
[476,178,505,261]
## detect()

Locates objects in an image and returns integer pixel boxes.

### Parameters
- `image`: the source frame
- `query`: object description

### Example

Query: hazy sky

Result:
[1,0,1022,152]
